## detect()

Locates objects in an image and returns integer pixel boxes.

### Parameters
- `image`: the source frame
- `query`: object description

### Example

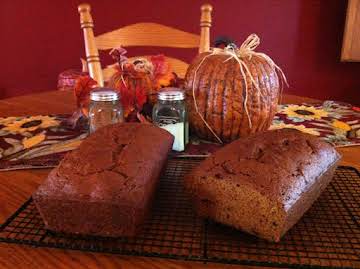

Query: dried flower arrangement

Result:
[69,47,182,126]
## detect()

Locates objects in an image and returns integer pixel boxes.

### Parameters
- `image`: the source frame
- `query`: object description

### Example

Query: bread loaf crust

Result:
[33,123,174,237]
[184,129,341,242]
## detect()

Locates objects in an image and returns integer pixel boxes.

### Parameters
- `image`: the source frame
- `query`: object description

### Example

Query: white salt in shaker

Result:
[152,88,189,151]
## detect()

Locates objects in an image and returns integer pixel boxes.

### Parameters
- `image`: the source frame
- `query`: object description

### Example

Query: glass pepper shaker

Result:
[88,88,124,133]
[152,88,189,151]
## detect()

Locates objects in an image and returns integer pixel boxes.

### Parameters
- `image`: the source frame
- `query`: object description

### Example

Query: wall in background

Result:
[0,0,359,104]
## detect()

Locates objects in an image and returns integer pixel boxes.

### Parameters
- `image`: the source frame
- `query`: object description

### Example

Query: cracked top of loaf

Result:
[187,129,340,210]
[34,123,174,206]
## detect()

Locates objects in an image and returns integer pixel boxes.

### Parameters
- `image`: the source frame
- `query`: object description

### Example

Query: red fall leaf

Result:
[74,75,98,116]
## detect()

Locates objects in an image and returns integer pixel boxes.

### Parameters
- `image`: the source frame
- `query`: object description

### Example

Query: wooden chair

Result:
[78,3,213,87]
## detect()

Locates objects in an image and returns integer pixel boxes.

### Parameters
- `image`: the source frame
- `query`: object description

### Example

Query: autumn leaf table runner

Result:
[0,115,87,171]
[0,100,359,171]
[272,100,360,146]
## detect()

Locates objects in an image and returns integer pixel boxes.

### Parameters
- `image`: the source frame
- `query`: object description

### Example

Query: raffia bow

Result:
[192,34,288,144]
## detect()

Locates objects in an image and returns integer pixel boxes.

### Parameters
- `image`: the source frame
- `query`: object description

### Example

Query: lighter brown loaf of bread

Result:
[184,129,341,242]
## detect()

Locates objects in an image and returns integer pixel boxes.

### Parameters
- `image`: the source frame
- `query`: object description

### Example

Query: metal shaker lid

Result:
[158,88,185,101]
[90,88,119,101]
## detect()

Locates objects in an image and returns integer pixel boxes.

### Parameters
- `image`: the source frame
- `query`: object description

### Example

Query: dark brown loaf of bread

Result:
[184,129,341,242]
[33,123,174,237]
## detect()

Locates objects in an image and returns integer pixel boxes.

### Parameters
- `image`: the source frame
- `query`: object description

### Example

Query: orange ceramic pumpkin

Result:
[184,52,280,143]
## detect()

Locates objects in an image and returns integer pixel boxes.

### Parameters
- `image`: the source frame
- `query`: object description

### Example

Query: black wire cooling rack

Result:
[1,158,360,268]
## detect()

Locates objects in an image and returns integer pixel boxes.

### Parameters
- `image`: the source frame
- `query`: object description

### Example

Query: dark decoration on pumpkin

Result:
[214,36,236,49]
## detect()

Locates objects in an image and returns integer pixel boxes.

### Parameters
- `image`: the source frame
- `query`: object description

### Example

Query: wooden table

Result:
[0,90,359,269]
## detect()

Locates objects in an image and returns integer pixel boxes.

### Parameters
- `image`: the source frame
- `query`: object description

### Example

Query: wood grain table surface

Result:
[0,90,359,269]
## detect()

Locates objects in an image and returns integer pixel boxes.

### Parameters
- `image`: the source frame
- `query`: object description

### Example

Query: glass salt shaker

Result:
[152,88,189,151]
[89,88,124,133]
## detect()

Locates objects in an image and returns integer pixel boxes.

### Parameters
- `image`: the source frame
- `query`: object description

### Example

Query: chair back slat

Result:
[96,23,200,50]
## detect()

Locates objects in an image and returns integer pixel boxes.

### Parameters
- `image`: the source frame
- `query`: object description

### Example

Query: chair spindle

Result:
[199,4,213,53]
[78,3,104,86]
